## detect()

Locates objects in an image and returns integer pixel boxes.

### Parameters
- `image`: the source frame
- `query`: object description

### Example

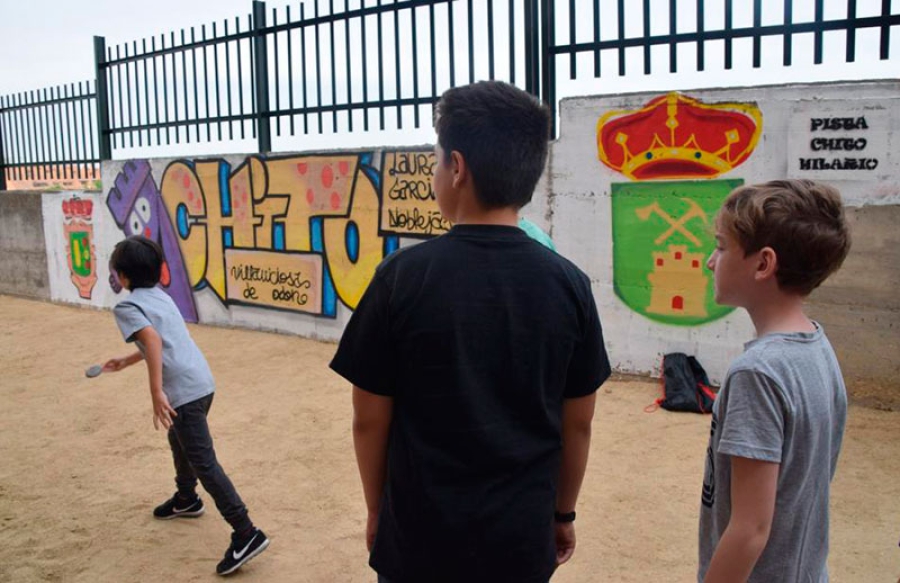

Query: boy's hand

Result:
[102,357,130,372]
[151,390,177,430]
[366,509,379,552]
[102,351,143,372]
[555,522,576,566]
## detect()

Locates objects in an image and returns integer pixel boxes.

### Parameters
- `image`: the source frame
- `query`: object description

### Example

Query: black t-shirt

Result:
[330,224,611,583]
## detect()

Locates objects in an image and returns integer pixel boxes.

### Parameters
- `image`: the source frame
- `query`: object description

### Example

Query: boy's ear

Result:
[754,247,778,282]
[450,150,467,189]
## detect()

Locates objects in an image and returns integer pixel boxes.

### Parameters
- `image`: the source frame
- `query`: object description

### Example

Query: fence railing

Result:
[1,0,898,190]
[96,0,540,156]
[543,0,900,133]
[0,82,98,190]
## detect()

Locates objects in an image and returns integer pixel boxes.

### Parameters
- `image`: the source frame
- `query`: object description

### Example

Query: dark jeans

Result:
[168,393,252,533]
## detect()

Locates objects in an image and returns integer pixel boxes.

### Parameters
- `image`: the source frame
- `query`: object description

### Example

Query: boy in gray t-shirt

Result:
[102,236,268,577]
[698,180,851,583]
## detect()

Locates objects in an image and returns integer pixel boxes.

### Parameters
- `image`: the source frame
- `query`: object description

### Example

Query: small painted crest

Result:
[62,196,97,300]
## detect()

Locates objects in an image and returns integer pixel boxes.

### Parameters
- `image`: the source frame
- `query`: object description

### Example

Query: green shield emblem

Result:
[69,230,93,277]
[611,179,741,326]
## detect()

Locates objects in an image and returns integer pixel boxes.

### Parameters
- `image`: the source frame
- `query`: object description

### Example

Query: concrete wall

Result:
[0,191,50,299]
[806,205,900,388]
[1,80,897,387]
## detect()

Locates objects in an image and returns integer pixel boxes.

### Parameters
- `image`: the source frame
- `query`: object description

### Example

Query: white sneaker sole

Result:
[154,506,205,520]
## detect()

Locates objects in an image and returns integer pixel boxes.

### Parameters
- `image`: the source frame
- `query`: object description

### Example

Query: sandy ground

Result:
[0,295,898,582]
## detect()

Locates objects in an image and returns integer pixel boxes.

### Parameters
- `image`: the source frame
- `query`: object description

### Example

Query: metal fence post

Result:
[252,0,271,153]
[524,0,539,98]
[93,36,112,161]
[0,108,7,191]
[540,0,556,137]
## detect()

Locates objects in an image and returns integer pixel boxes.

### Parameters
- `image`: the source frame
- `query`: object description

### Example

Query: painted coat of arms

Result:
[62,196,97,299]
[597,92,762,325]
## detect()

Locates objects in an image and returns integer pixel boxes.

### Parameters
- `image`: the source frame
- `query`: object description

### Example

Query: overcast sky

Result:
[0,0,252,93]
[1,0,896,155]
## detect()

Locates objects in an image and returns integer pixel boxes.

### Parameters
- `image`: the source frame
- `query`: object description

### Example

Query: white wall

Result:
[544,79,898,382]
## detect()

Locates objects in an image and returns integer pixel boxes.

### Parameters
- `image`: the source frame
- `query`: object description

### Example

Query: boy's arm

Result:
[352,385,394,551]
[703,456,779,583]
[132,326,177,430]
[555,391,597,566]
[103,351,144,372]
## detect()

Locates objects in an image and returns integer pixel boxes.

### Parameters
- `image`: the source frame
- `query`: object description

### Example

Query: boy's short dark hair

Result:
[717,179,851,296]
[434,80,550,209]
[109,236,164,290]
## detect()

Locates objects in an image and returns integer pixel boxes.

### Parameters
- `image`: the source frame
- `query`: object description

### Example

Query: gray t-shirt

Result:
[698,323,847,583]
[113,286,215,409]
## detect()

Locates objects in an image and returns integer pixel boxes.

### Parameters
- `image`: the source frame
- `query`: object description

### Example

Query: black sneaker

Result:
[216,528,269,576]
[152,493,205,520]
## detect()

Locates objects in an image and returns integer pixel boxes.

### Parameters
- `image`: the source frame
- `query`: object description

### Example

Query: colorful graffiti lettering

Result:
[62,196,97,299]
[106,150,437,319]
[599,92,763,325]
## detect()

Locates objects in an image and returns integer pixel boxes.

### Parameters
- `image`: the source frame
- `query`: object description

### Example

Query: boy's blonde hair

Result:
[717,179,851,296]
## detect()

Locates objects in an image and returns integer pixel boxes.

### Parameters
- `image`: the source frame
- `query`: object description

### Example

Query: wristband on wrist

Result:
[554,510,576,523]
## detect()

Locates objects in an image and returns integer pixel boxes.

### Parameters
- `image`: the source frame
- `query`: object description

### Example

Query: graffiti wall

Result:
[43,148,442,338]
[28,80,898,384]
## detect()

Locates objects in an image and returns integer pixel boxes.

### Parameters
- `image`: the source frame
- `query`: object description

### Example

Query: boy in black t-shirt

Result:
[330,81,611,583]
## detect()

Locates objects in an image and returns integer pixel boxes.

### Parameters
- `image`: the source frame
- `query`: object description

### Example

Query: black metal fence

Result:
[95,0,540,156]
[0,82,99,189]
[1,0,898,191]
[544,0,900,120]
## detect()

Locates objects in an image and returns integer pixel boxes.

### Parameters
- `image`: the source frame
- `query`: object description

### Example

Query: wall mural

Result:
[107,160,199,321]
[597,92,762,325]
[62,195,98,299]
[105,150,439,321]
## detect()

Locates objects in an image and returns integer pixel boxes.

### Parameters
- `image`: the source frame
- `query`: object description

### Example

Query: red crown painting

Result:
[597,92,763,180]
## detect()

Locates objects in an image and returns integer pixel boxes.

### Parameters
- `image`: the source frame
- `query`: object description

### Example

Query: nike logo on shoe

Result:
[232,532,259,561]
[217,529,269,575]
[172,505,195,513]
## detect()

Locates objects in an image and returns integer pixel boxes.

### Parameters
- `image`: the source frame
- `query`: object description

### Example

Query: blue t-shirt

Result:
[518,218,556,251]
[113,286,214,409]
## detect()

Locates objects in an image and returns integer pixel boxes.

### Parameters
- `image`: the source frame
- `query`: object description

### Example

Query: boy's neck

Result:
[450,187,519,226]
[745,291,815,338]
[452,206,519,226]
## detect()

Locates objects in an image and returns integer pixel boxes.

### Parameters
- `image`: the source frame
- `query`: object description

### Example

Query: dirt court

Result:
[1,295,897,582]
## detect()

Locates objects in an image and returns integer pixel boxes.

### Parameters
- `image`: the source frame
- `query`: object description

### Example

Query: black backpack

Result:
[652,353,717,414]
